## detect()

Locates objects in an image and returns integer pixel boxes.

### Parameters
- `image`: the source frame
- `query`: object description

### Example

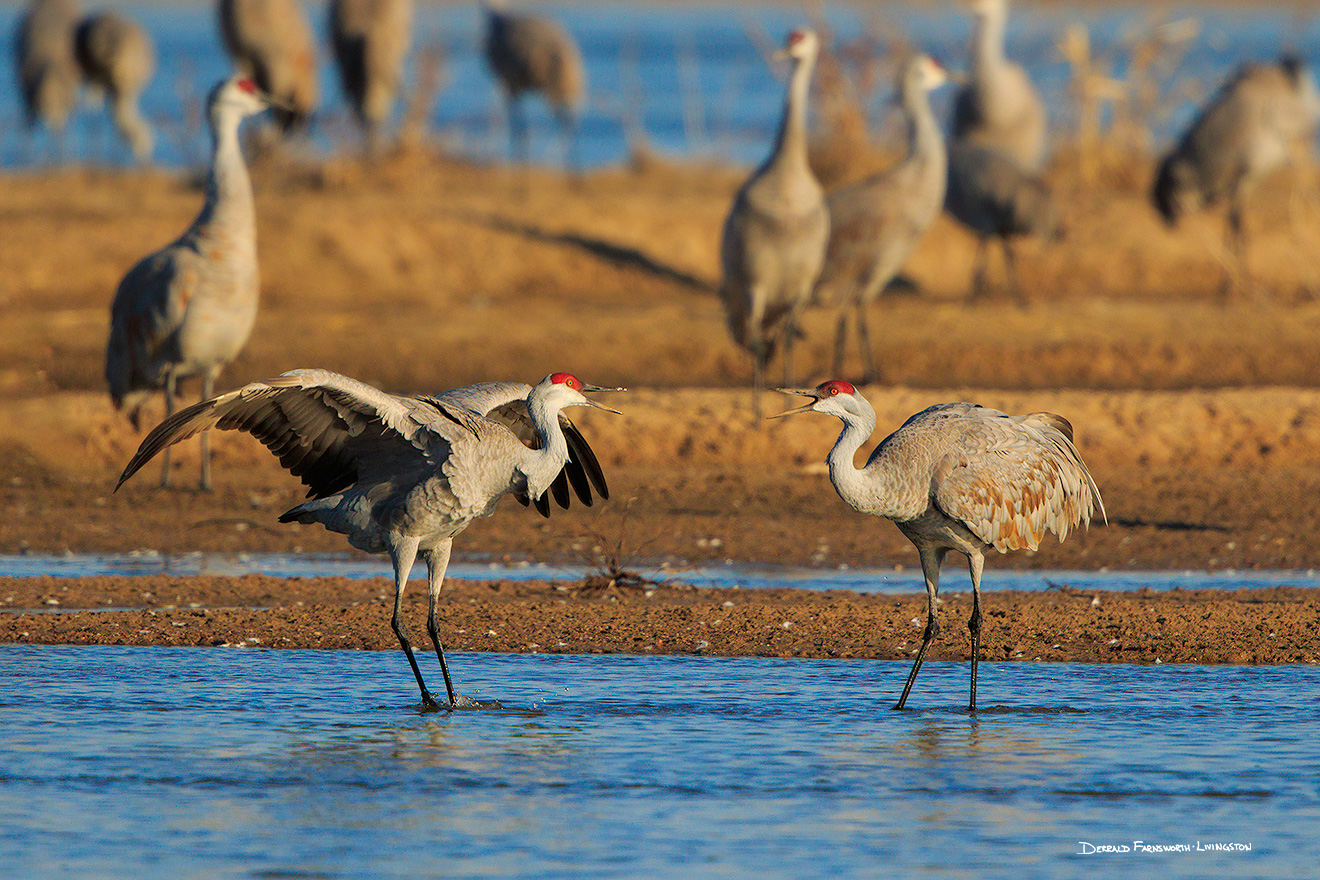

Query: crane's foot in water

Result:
[450,693,504,710]
[419,691,504,711]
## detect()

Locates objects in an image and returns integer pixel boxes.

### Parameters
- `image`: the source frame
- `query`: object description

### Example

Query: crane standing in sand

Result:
[482,0,585,168]
[1152,56,1320,299]
[75,9,156,162]
[952,0,1046,171]
[772,381,1104,711]
[218,0,318,132]
[946,0,1056,305]
[720,28,829,417]
[14,0,81,142]
[105,77,275,491]
[944,140,1058,307]
[813,53,947,384]
[116,369,622,711]
[329,0,413,153]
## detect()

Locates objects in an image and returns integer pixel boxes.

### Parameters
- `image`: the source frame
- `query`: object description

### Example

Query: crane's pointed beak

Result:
[582,384,625,415]
[766,388,820,419]
[261,92,295,112]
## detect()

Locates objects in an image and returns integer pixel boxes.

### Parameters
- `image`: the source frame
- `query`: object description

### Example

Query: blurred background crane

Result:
[13,0,81,149]
[812,53,948,384]
[482,0,585,169]
[1152,56,1320,300]
[74,8,155,162]
[719,28,827,417]
[218,0,317,133]
[105,77,274,491]
[329,0,413,155]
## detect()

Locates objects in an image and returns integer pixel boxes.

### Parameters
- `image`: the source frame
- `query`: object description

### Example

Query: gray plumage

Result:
[105,77,271,491]
[944,139,1059,306]
[1153,57,1320,297]
[14,0,81,135]
[115,369,621,710]
[482,0,585,167]
[330,0,412,151]
[952,0,1047,171]
[720,28,829,417]
[75,10,155,162]
[218,0,318,132]
[772,380,1104,711]
[813,54,948,384]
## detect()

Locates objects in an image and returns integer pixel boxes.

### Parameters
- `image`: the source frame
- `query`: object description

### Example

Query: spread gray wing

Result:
[115,368,449,499]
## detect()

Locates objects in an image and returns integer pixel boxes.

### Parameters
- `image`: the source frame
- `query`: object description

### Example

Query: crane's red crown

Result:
[549,372,581,390]
[817,380,855,397]
[236,79,258,95]
[787,29,807,46]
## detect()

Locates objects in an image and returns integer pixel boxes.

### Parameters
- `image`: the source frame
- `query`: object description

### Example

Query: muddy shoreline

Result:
[4,574,1317,665]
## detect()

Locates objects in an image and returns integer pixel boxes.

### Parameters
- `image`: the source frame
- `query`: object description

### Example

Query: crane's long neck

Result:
[767,53,816,179]
[195,106,254,237]
[972,7,1008,79]
[523,394,571,501]
[826,401,913,522]
[901,79,943,166]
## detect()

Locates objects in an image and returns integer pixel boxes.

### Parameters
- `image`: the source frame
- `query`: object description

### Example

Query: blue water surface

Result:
[1,1,1318,168]
[0,644,1316,878]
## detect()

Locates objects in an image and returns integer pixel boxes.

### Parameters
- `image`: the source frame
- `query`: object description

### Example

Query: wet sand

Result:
[3,574,1317,665]
[4,153,1320,663]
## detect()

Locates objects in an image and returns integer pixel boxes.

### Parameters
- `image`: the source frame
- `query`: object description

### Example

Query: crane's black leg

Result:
[781,316,797,388]
[1227,197,1250,299]
[832,308,849,379]
[423,540,459,707]
[160,373,177,488]
[389,538,440,711]
[507,93,528,166]
[751,347,767,420]
[1002,238,1028,309]
[967,552,985,712]
[896,548,944,709]
[425,540,503,710]
[856,301,877,385]
[969,236,991,302]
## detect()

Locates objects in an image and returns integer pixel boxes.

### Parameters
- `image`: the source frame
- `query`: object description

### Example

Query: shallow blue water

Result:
[4,551,1320,595]
[1,1,1318,168]
[0,645,1315,878]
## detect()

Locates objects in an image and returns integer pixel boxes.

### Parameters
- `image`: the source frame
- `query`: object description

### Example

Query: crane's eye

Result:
[829,387,838,395]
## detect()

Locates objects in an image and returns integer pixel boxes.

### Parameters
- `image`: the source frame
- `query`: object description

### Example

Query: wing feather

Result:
[931,408,1104,553]
[115,369,443,498]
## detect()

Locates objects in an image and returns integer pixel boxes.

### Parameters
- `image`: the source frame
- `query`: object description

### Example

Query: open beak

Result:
[582,384,625,415]
[261,92,295,112]
[766,388,820,419]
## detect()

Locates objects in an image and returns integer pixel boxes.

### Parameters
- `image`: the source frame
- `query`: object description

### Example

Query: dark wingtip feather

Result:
[564,420,608,501]
[550,469,571,509]
[533,492,550,518]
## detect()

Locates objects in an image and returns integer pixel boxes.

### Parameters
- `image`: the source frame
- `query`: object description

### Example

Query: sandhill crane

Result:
[482,0,586,168]
[105,77,275,491]
[116,369,622,710]
[952,0,1047,171]
[75,9,156,162]
[812,54,948,384]
[329,0,413,153]
[772,381,1104,710]
[1152,56,1320,299]
[218,0,318,132]
[14,0,81,141]
[944,139,1059,306]
[720,28,829,417]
